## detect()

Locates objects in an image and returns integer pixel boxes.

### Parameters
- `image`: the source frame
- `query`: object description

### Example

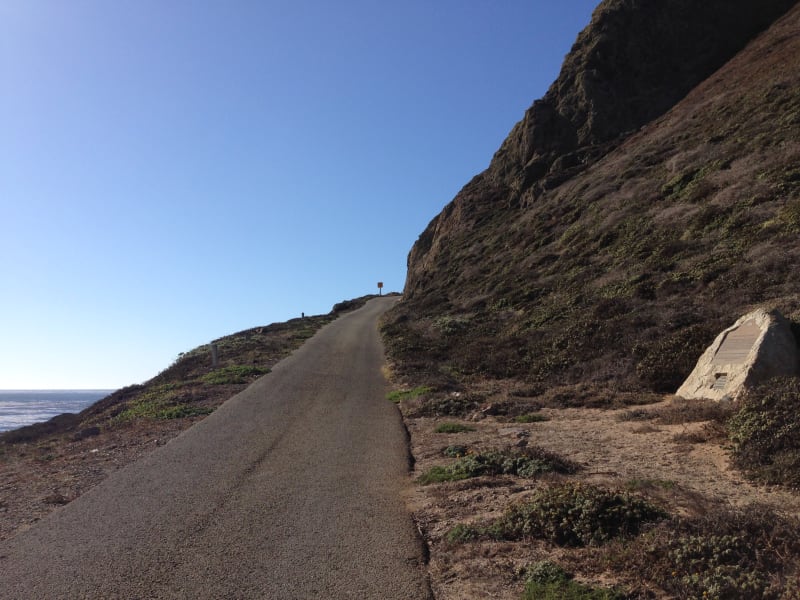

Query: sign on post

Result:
[377,282,383,296]
[210,343,219,367]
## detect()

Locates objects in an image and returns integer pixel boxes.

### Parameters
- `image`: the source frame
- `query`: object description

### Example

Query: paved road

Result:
[0,297,431,599]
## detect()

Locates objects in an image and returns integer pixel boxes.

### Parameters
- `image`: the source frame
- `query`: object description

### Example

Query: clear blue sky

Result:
[0,0,599,389]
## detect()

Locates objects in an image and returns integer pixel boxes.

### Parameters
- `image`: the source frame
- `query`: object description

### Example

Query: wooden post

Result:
[210,343,219,367]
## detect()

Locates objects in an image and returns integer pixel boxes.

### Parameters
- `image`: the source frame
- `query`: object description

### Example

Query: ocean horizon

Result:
[0,390,115,433]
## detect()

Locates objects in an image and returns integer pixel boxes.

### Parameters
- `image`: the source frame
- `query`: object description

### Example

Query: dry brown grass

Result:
[400,386,800,599]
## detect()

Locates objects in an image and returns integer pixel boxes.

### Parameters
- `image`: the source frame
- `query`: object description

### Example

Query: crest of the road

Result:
[1,297,433,599]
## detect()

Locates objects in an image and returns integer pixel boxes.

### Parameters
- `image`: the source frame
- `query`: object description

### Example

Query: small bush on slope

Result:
[493,483,667,547]
[418,446,578,485]
[728,376,800,488]
[607,507,800,599]
[447,483,666,548]
[522,561,627,600]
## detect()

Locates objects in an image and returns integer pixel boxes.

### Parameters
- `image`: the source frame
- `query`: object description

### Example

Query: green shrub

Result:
[666,534,767,598]
[155,405,214,420]
[114,401,214,422]
[728,377,800,487]
[523,580,627,600]
[418,447,578,485]
[417,454,496,485]
[494,483,666,547]
[201,365,269,385]
[434,315,472,335]
[442,444,469,457]
[386,386,432,403]
[524,560,571,585]
[613,508,800,599]
[522,561,628,599]
[434,422,475,433]
[417,465,468,485]
[514,413,549,423]
[445,523,480,544]
[411,392,482,417]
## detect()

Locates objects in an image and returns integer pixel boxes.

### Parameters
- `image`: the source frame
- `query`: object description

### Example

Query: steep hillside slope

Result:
[387,0,800,396]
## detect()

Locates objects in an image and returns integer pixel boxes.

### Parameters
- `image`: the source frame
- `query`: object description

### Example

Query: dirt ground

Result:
[400,391,800,599]
[0,417,197,541]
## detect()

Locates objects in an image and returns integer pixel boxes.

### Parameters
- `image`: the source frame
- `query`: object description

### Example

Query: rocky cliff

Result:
[388,0,800,395]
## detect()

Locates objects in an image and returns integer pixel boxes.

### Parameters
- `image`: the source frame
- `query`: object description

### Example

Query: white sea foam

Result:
[0,390,114,433]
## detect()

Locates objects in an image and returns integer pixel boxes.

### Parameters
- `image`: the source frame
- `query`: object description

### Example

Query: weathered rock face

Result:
[406,0,797,300]
[489,0,800,198]
[676,309,799,401]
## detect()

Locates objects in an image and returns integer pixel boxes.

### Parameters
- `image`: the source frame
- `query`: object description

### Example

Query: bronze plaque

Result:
[712,320,760,365]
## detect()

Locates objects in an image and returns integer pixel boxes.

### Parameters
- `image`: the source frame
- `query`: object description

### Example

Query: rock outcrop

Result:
[406,0,798,300]
[488,0,799,199]
[676,309,799,401]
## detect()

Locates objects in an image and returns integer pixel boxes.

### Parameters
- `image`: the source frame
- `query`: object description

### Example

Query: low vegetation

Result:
[522,561,626,600]
[433,422,474,434]
[445,483,666,550]
[419,447,578,486]
[491,483,667,547]
[407,392,484,417]
[406,382,800,598]
[441,444,469,458]
[201,365,270,385]
[606,508,800,599]
[513,413,548,423]
[728,376,800,487]
[385,386,432,404]
[114,401,214,423]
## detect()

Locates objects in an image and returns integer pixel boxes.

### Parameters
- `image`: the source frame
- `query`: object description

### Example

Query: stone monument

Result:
[676,308,799,401]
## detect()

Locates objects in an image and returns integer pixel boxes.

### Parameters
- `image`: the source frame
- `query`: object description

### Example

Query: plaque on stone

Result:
[676,309,799,401]
[712,320,760,365]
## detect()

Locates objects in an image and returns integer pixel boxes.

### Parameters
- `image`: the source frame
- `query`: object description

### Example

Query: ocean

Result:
[0,390,115,433]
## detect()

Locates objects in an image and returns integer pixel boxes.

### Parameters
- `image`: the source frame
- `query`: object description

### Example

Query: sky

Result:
[0,0,600,389]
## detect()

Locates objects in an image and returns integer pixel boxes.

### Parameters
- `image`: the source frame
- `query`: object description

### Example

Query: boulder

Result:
[676,308,799,401]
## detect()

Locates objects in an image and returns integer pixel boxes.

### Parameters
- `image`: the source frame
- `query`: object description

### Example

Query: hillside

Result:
[386,0,800,397]
[382,1,800,598]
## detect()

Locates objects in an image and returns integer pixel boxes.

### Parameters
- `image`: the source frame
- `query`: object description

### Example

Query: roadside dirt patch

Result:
[0,418,192,541]
[400,392,800,599]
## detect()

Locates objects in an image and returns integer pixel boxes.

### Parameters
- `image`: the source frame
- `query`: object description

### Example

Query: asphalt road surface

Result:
[0,297,432,599]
